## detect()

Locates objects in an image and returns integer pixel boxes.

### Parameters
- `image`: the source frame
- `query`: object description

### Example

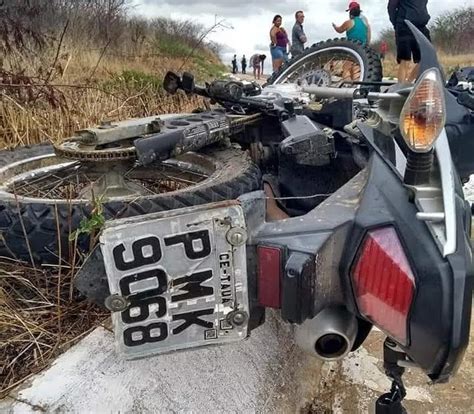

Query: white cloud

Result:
[138,0,311,16]
[131,0,469,64]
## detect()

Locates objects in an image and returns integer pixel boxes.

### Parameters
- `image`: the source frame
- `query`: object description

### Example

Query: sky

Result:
[130,0,470,62]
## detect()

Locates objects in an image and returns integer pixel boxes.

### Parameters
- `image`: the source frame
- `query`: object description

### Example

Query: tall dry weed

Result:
[0,258,108,397]
[0,50,215,149]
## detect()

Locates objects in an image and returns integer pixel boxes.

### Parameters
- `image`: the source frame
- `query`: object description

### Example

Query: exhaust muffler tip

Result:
[314,333,350,359]
[295,307,358,361]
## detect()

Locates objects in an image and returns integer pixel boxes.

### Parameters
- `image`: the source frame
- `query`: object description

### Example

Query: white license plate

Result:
[100,202,249,359]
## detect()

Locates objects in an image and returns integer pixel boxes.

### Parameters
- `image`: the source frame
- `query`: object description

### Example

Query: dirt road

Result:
[227,72,268,85]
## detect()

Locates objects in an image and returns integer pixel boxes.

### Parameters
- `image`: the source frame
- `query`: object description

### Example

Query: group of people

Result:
[232,54,267,80]
[266,0,431,83]
[268,4,370,73]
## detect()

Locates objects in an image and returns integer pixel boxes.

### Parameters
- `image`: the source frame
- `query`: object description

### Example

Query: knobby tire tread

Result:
[266,38,383,86]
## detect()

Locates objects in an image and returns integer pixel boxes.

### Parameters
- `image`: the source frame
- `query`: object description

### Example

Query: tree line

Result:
[0,0,221,71]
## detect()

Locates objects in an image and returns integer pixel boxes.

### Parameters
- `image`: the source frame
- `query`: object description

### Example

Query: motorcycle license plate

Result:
[100,202,249,359]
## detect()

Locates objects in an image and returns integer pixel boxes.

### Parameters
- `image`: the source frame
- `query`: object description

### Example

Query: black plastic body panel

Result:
[340,154,472,381]
[254,169,368,324]
[303,98,353,130]
[254,147,472,382]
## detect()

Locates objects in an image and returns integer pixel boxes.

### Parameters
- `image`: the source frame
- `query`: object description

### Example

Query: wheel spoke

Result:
[6,156,212,201]
[11,163,79,193]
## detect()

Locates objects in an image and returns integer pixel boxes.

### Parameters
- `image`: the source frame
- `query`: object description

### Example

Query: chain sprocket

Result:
[54,140,136,161]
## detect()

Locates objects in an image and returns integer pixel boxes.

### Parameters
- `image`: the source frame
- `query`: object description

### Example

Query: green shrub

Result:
[430,7,473,54]
[155,36,194,57]
[104,69,162,91]
[193,55,226,80]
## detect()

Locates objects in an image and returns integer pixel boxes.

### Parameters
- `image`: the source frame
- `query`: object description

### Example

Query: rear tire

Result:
[0,145,261,264]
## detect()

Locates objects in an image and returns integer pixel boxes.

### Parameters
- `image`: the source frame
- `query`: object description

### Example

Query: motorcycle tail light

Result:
[400,68,446,153]
[257,245,282,308]
[351,227,415,345]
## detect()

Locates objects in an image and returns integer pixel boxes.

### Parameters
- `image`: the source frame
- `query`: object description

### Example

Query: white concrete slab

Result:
[2,312,472,414]
[1,312,322,413]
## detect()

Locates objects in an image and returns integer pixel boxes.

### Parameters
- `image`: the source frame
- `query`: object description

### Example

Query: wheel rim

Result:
[272,46,365,86]
[0,152,216,204]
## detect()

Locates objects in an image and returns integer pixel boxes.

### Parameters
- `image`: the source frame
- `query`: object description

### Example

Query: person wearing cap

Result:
[332,2,371,45]
[388,0,431,83]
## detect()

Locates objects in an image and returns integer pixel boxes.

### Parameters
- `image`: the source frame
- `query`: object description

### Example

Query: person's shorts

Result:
[395,23,431,64]
[270,45,288,61]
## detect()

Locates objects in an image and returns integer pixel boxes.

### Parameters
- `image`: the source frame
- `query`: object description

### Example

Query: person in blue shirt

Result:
[332,2,371,45]
[332,2,371,81]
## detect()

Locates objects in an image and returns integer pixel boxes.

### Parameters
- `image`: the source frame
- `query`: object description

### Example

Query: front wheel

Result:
[267,38,382,87]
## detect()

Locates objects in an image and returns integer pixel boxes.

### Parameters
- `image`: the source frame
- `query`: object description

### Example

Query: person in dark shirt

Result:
[241,55,247,74]
[231,55,238,74]
[291,10,307,57]
[259,54,267,75]
[388,0,431,83]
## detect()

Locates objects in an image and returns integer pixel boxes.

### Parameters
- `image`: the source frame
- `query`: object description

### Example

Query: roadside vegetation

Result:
[0,0,226,149]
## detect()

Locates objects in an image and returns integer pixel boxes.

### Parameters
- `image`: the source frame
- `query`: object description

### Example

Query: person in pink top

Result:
[270,15,290,73]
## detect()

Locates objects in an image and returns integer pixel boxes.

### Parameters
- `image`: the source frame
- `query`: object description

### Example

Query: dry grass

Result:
[381,52,474,79]
[1,85,204,148]
[0,258,109,397]
[0,49,223,149]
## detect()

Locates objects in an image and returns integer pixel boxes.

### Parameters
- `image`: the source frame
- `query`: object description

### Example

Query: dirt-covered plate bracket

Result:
[100,201,249,359]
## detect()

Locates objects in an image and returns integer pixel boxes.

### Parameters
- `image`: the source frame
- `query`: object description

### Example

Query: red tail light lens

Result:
[351,227,415,345]
[257,245,282,308]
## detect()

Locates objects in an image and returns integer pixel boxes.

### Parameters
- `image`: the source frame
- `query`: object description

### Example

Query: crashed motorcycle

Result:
[0,24,472,412]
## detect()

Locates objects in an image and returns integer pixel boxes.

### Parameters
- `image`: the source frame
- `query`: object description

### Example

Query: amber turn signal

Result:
[400,69,446,153]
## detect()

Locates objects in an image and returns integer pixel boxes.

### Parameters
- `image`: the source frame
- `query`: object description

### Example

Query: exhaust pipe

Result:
[295,307,358,361]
